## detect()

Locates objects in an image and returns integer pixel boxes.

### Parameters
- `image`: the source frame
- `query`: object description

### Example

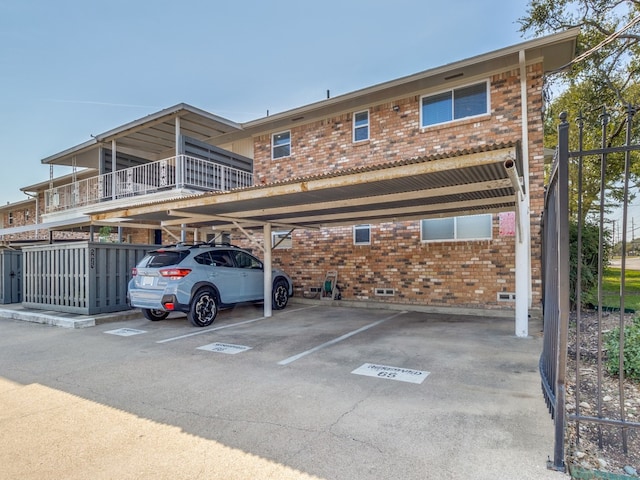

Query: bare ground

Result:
[565,310,640,476]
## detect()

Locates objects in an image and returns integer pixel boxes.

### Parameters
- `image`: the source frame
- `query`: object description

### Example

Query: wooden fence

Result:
[22,242,153,314]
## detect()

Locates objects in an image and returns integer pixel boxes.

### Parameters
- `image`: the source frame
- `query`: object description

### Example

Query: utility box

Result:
[0,249,22,304]
[22,242,153,315]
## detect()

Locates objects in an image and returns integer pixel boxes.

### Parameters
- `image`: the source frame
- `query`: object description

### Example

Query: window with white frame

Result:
[272,230,292,249]
[353,110,369,142]
[272,131,291,159]
[25,209,30,222]
[421,81,489,127]
[421,214,492,241]
[353,224,371,245]
[8,212,13,225]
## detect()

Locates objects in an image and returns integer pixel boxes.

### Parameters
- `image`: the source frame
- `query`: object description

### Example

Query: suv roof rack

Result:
[205,240,243,249]
[156,241,244,250]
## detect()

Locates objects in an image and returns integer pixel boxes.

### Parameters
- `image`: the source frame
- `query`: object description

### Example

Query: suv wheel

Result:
[273,280,289,310]
[142,309,169,321]
[188,288,218,327]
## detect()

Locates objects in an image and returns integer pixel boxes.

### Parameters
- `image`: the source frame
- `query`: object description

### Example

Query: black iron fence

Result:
[541,109,640,471]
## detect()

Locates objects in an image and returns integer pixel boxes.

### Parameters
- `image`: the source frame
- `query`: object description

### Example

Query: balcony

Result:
[44,155,254,214]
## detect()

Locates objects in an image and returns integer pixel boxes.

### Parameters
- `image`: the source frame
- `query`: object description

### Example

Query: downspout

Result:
[504,158,523,239]
[515,49,532,338]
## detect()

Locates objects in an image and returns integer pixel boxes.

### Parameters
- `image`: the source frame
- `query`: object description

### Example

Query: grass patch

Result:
[586,267,640,312]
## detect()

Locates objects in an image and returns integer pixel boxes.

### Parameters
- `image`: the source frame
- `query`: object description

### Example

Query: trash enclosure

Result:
[22,242,152,314]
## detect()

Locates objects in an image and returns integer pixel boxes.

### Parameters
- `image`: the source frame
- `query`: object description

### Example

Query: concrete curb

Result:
[0,306,142,329]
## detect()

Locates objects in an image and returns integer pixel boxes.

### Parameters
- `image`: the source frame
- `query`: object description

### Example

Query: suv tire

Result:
[188,288,218,327]
[273,280,289,310]
[142,309,169,321]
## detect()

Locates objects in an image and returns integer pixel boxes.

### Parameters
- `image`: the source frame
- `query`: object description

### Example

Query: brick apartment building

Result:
[0,29,579,333]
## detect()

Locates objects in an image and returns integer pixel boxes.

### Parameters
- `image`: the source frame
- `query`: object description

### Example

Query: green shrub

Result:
[605,317,640,382]
[571,221,610,309]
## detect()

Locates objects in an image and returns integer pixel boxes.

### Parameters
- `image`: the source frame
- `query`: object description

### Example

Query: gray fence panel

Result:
[22,242,153,315]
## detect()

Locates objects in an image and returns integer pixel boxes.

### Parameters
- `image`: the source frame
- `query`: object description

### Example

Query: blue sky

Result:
[0,0,532,203]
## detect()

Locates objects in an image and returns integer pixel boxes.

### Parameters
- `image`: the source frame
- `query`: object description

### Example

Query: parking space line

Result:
[156,305,318,344]
[277,311,407,365]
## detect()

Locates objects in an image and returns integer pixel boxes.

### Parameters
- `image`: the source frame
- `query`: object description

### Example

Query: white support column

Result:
[515,49,532,338]
[175,117,182,188]
[111,140,117,200]
[263,223,273,318]
[176,117,185,242]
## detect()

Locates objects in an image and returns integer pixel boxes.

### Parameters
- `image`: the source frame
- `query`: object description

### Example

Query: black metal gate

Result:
[0,249,22,304]
[541,109,640,471]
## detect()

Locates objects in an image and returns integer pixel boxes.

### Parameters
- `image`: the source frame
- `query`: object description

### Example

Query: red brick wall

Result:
[253,67,533,182]
[525,64,545,310]
[248,63,545,311]
[236,219,517,310]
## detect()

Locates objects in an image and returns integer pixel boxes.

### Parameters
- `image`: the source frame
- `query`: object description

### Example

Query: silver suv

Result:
[128,243,293,327]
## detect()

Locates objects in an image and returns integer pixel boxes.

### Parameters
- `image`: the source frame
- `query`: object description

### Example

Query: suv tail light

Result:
[131,267,138,277]
[159,268,192,279]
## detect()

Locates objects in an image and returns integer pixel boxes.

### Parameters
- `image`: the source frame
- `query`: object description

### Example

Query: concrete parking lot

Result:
[0,303,565,480]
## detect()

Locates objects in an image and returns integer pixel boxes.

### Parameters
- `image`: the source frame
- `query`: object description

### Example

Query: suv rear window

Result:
[142,251,190,268]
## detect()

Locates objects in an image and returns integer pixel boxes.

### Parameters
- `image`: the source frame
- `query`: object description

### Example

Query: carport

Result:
[91,142,533,336]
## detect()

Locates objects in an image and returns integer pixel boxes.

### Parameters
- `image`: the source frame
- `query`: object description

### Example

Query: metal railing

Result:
[540,113,570,472]
[542,109,640,471]
[44,155,254,213]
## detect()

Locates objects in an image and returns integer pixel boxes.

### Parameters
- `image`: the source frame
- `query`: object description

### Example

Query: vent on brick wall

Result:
[497,292,516,302]
[375,288,395,297]
[309,287,321,294]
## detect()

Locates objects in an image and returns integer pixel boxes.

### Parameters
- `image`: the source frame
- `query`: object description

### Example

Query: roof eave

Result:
[41,103,244,166]
[241,28,579,131]
[93,103,243,143]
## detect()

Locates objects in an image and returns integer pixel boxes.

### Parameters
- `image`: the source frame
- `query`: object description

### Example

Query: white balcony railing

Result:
[45,155,254,214]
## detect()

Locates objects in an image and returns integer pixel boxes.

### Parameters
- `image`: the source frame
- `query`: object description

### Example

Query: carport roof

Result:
[91,143,521,231]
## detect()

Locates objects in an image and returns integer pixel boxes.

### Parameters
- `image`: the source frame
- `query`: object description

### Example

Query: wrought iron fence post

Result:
[617,103,636,453]
[550,112,570,471]
[575,111,584,445]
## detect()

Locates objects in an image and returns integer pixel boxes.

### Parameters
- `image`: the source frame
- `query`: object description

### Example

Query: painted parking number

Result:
[351,363,430,384]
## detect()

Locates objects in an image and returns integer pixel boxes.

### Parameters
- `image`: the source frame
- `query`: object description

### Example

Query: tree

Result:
[543,82,640,221]
[519,0,640,105]
[520,1,640,220]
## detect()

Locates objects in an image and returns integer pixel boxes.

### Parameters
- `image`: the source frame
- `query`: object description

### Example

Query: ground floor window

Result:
[421,214,492,241]
[272,230,292,249]
[353,224,371,245]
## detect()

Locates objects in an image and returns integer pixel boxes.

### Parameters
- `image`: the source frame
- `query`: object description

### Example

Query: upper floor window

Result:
[421,81,489,127]
[353,110,369,142]
[25,209,30,222]
[8,212,13,225]
[272,131,291,159]
[421,214,492,242]
[353,224,371,245]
